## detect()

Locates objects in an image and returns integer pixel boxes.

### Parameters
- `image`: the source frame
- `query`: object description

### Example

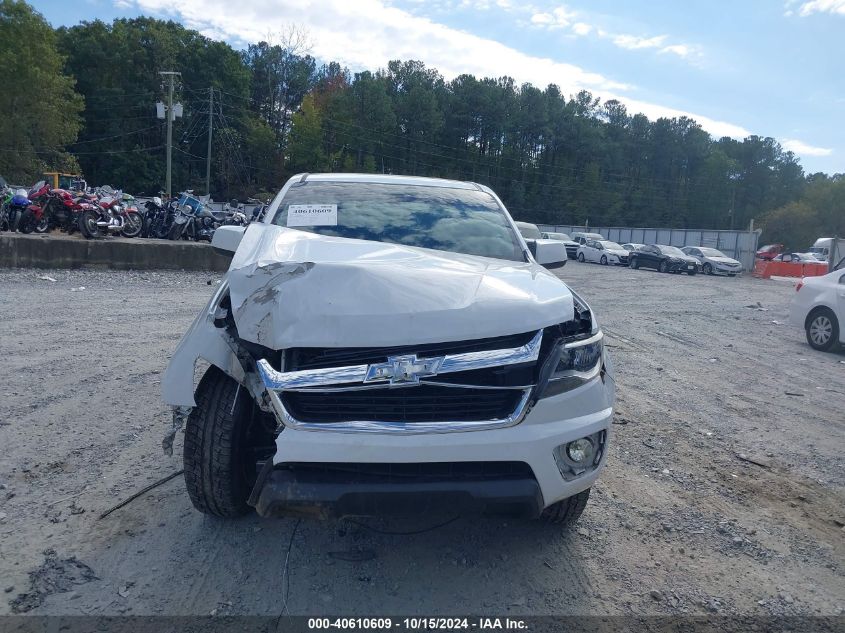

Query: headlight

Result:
[541,331,604,398]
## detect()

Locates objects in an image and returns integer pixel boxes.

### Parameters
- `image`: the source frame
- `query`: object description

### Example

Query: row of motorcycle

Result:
[141,193,260,241]
[0,182,267,241]
[0,181,144,238]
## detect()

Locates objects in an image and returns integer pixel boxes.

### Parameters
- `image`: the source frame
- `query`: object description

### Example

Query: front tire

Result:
[600,255,608,265]
[79,210,101,239]
[540,488,590,525]
[805,308,839,352]
[659,260,669,273]
[183,366,264,517]
[18,210,35,234]
[703,263,713,275]
[577,252,585,263]
[630,257,639,269]
[121,211,143,238]
[167,221,184,241]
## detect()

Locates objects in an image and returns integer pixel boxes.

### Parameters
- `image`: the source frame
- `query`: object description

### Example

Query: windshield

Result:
[516,222,542,239]
[599,241,623,250]
[546,232,572,241]
[273,181,524,262]
[658,245,686,256]
[808,247,825,254]
[699,248,726,257]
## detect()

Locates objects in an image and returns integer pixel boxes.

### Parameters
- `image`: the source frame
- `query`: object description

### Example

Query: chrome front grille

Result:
[257,330,544,434]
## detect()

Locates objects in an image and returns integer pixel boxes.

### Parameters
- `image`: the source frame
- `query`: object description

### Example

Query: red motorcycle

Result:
[30,185,88,235]
[17,181,49,234]
[78,188,143,239]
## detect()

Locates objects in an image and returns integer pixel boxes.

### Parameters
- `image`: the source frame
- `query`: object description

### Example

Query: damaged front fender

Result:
[161,281,247,408]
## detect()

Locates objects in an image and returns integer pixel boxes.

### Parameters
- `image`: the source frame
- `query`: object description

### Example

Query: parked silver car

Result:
[681,246,742,276]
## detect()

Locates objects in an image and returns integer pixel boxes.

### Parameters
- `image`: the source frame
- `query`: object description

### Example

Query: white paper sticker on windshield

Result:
[287,204,338,227]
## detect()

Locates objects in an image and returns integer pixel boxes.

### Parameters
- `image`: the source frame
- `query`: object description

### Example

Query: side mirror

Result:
[532,240,568,269]
[212,225,245,256]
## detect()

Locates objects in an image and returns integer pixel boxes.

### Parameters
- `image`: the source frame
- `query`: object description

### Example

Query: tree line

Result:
[1,0,841,245]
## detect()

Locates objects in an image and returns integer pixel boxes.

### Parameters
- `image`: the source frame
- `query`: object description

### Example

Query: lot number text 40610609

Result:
[307,618,528,630]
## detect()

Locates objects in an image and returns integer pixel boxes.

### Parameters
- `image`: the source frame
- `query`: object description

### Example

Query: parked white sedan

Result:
[789,267,845,352]
[681,246,743,276]
[577,240,630,266]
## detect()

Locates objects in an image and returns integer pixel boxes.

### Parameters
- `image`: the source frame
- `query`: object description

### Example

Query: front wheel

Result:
[121,211,143,238]
[167,221,184,241]
[577,253,585,263]
[630,257,639,269]
[184,367,274,517]
[34,215,49,233]
[806,308,839,352]
[540,488,590,525]
[659,260,669,273]
[600,255,608,265]
[79,209,101,239]
[703,263,713,275]
[18,210,36,234]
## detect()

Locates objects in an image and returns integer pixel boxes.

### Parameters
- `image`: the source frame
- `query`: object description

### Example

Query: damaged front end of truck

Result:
[162,174,614,523]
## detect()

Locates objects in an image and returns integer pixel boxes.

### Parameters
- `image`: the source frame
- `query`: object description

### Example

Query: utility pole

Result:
[206,87,213,197]
[158,71,180,199]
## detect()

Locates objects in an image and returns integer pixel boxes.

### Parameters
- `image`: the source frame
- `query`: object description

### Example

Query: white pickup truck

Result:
[163,174,615,526]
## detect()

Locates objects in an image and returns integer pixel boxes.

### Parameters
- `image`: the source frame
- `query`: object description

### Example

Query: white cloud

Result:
[529,6,577,29]
[610,33,699,59]
[571,22,592,36]
[782,139,834,156]
[658,44,694,58]
[612,34,667,50]
[124,0,749,139]
[796,0,845,15]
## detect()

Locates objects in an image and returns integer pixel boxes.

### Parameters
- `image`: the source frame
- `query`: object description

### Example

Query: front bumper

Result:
[254,466,544,518]
[712,264,742,275]
[668,260,698,273]
[258,371,614,517]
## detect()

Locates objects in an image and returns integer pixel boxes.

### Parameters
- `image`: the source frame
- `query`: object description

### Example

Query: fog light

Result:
[566,438,594,464]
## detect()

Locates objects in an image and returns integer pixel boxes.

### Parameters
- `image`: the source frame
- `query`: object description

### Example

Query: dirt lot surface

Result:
[0,262,843,617]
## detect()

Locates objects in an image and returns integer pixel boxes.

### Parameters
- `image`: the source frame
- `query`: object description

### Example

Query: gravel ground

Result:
[0,262,843,617]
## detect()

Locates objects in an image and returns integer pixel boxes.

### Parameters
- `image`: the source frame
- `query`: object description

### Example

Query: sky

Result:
[33,0,845,174]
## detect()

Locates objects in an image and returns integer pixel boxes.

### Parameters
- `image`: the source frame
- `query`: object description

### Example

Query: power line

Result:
[69,125,160,146]
[0,145,164,156]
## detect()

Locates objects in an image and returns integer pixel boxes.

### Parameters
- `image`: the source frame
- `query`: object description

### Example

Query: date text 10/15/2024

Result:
[307,618,528,630]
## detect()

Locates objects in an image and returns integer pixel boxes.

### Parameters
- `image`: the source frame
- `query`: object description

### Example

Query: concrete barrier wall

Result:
[0,233,232,272]
[752,259,829,279]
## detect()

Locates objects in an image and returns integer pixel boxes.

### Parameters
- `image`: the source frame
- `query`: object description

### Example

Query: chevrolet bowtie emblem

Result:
[365,354,445,385]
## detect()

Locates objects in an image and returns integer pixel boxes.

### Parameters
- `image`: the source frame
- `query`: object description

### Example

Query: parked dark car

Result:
[629,244,699,275]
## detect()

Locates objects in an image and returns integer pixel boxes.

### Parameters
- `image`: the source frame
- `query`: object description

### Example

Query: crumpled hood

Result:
[225,224,574,349]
